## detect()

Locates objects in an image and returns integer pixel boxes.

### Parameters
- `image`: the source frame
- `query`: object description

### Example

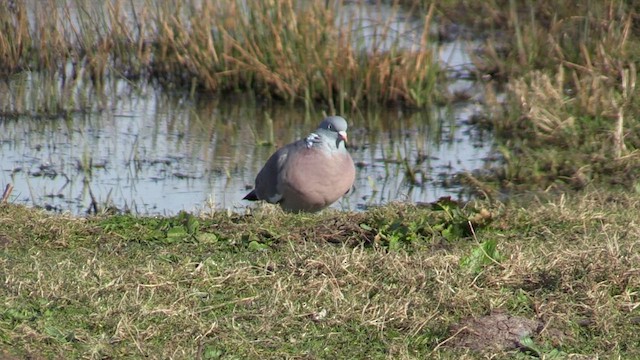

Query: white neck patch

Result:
[305,133,320,148]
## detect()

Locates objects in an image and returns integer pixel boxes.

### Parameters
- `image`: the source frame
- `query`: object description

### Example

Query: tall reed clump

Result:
[0,1,30,76]
[151,0,439,110]
[480,0,640,189]
[0,0,155,79]
[0,0,440,116]
[471,0,638,77]
[0,0,145,117]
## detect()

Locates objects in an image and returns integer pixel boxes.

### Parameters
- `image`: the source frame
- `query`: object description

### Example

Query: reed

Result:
[469,0,639,77]
[151,0,440,108]
[0,0,440,114]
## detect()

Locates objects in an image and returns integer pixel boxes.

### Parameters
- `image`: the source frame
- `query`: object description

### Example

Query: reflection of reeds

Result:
[0,0,439,115]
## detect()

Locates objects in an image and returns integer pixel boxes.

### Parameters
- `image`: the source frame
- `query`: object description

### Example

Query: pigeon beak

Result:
[338,130,348,143]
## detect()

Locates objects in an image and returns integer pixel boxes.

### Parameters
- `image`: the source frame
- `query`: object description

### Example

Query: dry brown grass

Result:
[456,0,640,193]
[0,0,440,112]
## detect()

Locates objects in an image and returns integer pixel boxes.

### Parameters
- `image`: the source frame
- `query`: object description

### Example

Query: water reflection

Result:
[0,87,491,215]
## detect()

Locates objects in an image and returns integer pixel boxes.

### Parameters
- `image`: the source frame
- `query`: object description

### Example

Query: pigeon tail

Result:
[243,190,259,201]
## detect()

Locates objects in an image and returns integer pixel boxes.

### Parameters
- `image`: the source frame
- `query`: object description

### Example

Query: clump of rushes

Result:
[0,0,440,113]
[147,0,439,109]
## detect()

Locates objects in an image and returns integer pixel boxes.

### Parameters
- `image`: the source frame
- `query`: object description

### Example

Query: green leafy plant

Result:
[431,197,493,241]
[519,336,567,358]
[460,238,503,274]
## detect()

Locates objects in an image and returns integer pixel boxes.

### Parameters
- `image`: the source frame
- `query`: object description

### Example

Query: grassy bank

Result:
[1,191,639,358]
[447,0,640,193]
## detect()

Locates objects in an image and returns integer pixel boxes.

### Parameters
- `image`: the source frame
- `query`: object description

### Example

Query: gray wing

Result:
[254,142,299,203]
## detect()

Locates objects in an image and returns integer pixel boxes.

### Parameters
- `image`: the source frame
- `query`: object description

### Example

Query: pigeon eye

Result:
[328,124,333,130]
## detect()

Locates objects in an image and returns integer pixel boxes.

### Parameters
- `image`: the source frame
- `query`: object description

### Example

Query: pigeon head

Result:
[316,116,349,148]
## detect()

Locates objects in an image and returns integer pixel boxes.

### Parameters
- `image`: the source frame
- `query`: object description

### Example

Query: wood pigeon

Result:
[244,116,356,212]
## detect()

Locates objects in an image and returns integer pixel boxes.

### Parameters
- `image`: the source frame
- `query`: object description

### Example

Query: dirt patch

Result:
[447,312,543,352]
[0,233,13,247]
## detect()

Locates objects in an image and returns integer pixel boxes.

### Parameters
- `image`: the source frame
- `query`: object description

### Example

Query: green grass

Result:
[1,192,639,358]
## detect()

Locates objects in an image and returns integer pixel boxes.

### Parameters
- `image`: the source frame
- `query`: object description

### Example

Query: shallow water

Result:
[0,2,493,216]
[0,87,492,215]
